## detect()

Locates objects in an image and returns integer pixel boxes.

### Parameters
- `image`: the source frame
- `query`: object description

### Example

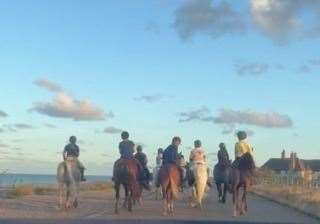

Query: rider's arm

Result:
[75,145,80,157]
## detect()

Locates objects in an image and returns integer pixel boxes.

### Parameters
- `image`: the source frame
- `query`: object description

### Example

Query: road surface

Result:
[0,187,318,223]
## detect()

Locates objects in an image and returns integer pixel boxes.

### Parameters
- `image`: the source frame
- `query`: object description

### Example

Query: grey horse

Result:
[57,157,81,209]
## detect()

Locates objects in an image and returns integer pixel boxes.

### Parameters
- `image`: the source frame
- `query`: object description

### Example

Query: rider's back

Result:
[119,140,135,159]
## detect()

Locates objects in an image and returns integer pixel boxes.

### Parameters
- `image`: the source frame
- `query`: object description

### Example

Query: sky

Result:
[0,0,320,175]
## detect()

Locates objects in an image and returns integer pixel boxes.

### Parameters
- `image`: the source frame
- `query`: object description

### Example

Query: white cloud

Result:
[32,79,111,121]
[32,92,107,121]
[250,0,320,42]
[34,79,63,93]
[174,0,245,40]
[213,109,293,128]
[178,107,211,122]
[134,94,165,103]
[104,126,123,134]
[235,62,269,76]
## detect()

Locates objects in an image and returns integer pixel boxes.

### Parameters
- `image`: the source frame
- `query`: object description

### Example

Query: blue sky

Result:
[0,0,319,175]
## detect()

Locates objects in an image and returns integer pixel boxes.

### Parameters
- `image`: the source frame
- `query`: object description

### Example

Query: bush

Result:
[7,185,33,198]
[86,181,113,191]
[33,186,57,195]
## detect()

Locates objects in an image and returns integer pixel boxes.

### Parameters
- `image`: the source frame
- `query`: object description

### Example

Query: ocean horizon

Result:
[0,173,111,187]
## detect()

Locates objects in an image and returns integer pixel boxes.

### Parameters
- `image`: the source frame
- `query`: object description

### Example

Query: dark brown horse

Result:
[113,159,142,214]
[158,163,182,216]
[229,153,255,217]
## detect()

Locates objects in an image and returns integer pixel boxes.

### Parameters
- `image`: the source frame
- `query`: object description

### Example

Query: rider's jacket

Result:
[218,148,230,166]
[162,144,178,165]
[135,152,147,167]
[189,147,206,164]
[119,140,135,159]
[64,143,79,158]
[235,140,253,159]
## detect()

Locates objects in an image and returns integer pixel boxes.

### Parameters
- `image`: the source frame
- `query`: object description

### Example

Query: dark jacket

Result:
[218,148,230,166]
[64,143,80,158]
[163,144,178,165]
[135,152,147,167]
[119,140,135,159]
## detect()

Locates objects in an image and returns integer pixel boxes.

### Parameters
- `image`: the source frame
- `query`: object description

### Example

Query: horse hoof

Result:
[73,201,78,208]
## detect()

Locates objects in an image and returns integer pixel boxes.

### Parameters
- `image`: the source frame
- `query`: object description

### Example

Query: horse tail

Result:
[169,166,179,199]
[195,164,208,204]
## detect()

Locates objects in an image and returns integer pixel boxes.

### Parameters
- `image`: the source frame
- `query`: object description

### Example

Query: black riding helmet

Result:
[237,131,247,141]
[194,140,202,148]
[69,136,77,144]
[121,131,129,140]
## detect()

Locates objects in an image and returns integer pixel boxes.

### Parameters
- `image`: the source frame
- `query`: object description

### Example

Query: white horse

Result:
[153,166,162,200]
[189,163,208,209]
[57,157,81,209]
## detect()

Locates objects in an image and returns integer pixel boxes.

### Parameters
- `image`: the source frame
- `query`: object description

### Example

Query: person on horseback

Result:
[113,131,150,190]
[63,136,86,182]
[214,142,231,203]
[162,136,184,186]
[189,140,211,187]
[156,148,164,167]
[135,145,151,185]
[218,142,230,167]
[233,131,253,167]
[119,131,135,159]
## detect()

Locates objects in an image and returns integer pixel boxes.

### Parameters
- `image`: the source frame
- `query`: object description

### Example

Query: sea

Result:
[0,173,111,187]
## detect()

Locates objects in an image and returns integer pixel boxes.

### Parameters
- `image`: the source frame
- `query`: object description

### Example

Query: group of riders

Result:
[62,130,254,192]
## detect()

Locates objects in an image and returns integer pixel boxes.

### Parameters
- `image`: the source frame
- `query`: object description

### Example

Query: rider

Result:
[218,142,230,167]
[134,145,151,185]
[119,131,135,159]
[115,131,150,190]
[156,148,164,167]
[162,136,184,186]
[63,136,86,182]
[189,140,211,187]
[233,131,254,168]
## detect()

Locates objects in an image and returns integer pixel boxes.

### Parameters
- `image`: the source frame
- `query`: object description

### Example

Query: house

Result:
[261,150,320,179]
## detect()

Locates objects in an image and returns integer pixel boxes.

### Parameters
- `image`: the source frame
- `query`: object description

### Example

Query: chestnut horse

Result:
[113,159,142,214]
[158,163,182,216]
[229,153,255,217]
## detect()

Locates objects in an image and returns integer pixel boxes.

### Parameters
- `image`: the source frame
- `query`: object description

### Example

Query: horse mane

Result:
[238,153,255,171]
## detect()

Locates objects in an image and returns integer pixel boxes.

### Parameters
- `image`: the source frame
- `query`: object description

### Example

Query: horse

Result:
[213,162,231,204]
[188,162,208,209]
[57,157,81,210]
[158,163,182,216]
[229,153,255,217]
[113,159,142,214]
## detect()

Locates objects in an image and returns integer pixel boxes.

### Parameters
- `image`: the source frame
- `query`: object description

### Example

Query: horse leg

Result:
[65,183,72,209]
[114,183,120,214]
[128,188,133,212]
[123,185,128,208]
[169,190,174,216]
[241,185,248,214]
[222,182,227,204]
[58,183,64,209]
[216,183,222,202]
[162,186,168,216]
[232,186,238,217]
[73,181,80,208]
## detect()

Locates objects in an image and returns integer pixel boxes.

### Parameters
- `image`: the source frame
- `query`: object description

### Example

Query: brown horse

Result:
[113,159,142,214]
[158,163,182,216]
[229,153,255,217]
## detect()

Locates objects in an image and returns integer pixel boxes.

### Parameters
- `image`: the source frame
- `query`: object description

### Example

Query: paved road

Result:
[0,187,318,224]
